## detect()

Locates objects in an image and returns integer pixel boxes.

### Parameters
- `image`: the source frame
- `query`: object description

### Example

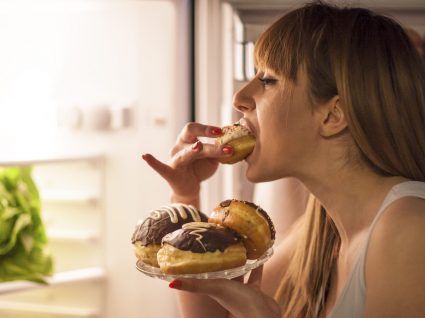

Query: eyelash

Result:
[259,77,277,86]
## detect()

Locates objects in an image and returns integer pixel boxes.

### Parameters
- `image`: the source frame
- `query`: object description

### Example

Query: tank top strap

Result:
[356,181,425,290]
[328,181,425,318]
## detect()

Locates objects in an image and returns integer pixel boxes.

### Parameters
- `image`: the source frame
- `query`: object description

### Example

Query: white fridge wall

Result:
[0,1,190,317]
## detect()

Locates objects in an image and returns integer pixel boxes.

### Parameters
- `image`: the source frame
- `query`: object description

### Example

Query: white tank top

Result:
[328,181,425,318]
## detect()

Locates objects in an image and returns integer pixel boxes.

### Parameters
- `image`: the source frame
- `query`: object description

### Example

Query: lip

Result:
[238,117,256,136]
[244,150,253,163]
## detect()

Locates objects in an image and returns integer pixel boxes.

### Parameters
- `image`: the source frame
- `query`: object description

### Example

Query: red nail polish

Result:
[211,127,222,136]
[222,146,233,155]
[169,279,182,289]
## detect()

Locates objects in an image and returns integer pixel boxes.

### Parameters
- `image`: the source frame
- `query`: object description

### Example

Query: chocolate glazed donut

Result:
[157,222,247,274]
[131,204,208,267]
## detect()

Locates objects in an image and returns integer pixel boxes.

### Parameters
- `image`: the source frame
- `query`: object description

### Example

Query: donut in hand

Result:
[208,199,275,259]
[215,122,255,164]
[131,204,208,267]
[157,222,247,274]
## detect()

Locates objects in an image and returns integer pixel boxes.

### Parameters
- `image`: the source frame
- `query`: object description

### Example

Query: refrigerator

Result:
[0,0,424,317]
[0,1,192,317]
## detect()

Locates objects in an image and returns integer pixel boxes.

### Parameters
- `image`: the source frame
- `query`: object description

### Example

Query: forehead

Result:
[253,15,304,82]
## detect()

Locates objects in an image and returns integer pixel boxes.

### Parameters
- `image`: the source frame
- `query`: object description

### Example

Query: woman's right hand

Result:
[142,123,233,204]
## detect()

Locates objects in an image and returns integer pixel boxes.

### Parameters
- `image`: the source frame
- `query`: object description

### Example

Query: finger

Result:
[232,275,245,283]
[169,278,237,298]
[177,122,222,144]
[169,278,246,306]
[169,278,280,318]
[171,142,203,167]
[141,153,174,179]
[171,142,232,167]
[247,265,263,289]
[194,143,233,159]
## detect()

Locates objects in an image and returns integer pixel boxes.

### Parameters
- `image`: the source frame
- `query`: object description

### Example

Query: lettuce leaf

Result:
[0,166,53,283]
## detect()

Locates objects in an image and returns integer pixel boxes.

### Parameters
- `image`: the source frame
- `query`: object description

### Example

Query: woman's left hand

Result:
[169,266,281,318]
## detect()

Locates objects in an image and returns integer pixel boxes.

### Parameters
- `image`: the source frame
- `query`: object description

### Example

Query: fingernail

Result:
[192,141,201,152]
[169,279,182,289]
[222,146,233,155]
[141,154,147,160]
[211,127,222,136]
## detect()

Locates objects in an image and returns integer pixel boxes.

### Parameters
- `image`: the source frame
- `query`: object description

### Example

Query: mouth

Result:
[238,118,256,136]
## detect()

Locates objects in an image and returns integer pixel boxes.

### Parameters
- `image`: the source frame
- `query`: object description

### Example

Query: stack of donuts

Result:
[132,199,275,274]
[132,122,274,274]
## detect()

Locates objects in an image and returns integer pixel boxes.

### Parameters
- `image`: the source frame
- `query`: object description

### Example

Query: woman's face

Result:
[233,68,321,182]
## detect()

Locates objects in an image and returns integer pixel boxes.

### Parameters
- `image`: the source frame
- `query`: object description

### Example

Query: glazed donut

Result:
[215,122,255,164]
[131,204,208,267]
[157,222,247,274]
[208,199,275,259]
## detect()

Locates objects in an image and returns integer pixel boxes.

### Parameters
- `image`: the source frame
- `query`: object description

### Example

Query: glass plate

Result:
[135,248,273,281]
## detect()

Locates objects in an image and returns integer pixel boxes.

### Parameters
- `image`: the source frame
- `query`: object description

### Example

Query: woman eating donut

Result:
[141,1,425,317]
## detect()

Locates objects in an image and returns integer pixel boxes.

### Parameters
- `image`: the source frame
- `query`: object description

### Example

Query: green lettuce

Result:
[0,167,53,283]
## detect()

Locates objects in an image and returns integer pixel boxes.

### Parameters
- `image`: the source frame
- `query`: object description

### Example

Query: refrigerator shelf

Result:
[0,300,99,317]
[47,229,99,242]
[0,267,106,296]
[41,189,100,205]
[0,153,105,167]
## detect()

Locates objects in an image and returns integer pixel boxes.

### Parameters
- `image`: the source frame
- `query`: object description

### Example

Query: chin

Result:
[245,166,277,183]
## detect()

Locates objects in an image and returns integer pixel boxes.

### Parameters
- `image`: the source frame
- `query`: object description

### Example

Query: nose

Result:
[232,81,256,114]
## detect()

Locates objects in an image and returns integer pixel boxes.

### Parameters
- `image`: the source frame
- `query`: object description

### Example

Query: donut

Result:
[215,122,255,164]
[131,204,208,267]
[208,199,275,259]
[157,222,247,274]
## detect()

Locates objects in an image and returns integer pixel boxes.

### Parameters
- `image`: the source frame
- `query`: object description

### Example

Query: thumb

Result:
[247,265,263,289]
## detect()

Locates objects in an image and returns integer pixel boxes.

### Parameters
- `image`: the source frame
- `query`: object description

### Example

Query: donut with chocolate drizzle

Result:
[157,222,247,274]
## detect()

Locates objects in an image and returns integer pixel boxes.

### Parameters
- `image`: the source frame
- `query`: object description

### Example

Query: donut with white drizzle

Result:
[131,204,208,267]
[157,222,247,274]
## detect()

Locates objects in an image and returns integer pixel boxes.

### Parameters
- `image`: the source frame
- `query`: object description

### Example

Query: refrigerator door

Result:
[0,1,192,318]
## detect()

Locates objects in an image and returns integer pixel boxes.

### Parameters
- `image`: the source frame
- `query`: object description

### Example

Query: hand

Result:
[142,123,233,203]
[169,266,281,318]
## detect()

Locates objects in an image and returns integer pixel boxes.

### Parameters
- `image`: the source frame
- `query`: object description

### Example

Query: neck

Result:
[298,165,407,246]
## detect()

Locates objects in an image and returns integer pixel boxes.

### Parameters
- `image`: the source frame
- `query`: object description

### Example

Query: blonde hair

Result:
[254,2,425,317]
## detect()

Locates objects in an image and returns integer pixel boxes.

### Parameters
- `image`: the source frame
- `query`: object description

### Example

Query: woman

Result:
[142,2,425,317]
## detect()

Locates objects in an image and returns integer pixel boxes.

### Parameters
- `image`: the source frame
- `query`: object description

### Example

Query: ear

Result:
[318,96,348,137]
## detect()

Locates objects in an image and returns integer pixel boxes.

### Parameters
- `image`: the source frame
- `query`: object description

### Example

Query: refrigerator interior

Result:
[0,1,191,317]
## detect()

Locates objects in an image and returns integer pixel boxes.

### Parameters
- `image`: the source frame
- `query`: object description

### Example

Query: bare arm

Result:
[364,197,425,317]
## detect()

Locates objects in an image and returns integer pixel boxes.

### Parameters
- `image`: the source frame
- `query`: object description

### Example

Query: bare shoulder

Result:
[364,196,425,317]
[369,196,425,246]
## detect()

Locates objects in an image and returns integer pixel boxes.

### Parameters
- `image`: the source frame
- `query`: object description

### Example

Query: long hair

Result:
[254,1,425,317]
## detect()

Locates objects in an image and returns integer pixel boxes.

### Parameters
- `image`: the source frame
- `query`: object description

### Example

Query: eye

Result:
[259,77,277,86]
